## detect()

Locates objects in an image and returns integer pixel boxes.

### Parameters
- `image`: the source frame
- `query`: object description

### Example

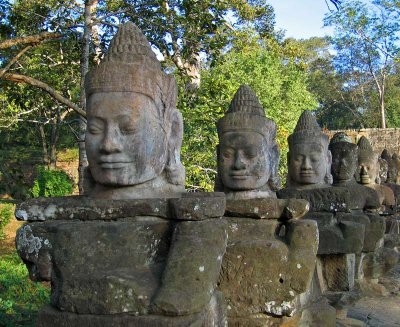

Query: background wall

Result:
[325,128,400,156]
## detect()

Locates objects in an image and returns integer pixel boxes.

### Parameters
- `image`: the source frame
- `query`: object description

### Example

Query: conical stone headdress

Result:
[381,149,391,161]
[357,136,376,161]
[85,22,175,107]
[288,110,329,148]
[329,132,356,151]
[216,85,276,142]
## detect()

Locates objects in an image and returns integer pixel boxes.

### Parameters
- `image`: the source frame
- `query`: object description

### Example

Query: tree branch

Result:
[0,71,86,117]
[0,32,62,50]
[0,45,33,78]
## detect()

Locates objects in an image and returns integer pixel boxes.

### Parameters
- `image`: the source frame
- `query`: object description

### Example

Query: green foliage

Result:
[30,166,73,198]
[0,203,13,240]
[57,148,79,163]
[179,32,317,190]
[323,0,400,128]
[0,251,50,326]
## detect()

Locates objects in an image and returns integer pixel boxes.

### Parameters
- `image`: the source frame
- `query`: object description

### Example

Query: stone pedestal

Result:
[217,198,319,326]
[15,194,228,326]
[278,186,365,322]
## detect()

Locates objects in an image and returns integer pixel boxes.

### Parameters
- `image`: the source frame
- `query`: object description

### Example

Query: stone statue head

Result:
[381,149,393,183]
[215,85,280,198]
[357,136,378,185]
[329,132,357,184]
[84,22,185,198]
[391,153,400,184]
[378,158,388,184]
[287,111,332,187]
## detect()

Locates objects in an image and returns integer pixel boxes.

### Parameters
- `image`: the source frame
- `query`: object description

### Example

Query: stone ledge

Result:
[15,192,226,222]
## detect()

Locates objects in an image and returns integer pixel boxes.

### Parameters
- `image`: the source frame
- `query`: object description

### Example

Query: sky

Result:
[267,0,335,39]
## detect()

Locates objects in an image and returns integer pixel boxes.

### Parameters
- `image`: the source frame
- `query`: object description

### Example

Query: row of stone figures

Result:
[14,23,399,327]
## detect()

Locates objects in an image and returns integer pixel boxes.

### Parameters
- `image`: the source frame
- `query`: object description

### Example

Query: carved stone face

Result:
[358,157,378,185]
[289,143,330,185]
[387,159,398,183]
[218,131,270,191]
[378,158,388,183]
[331,146,357,183]
[86,92,167,186]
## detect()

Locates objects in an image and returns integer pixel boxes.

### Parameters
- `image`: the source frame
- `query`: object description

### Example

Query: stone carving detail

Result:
[15,23,228,327]
[216,90,318,326]
[329,132,384,253]
[392,153,400,184]
[85,22,185,200]
[380,149,400,205]
[215,85,280,199]
[287,110,332,188]
[357,137,395,209]
[279,115,367,322]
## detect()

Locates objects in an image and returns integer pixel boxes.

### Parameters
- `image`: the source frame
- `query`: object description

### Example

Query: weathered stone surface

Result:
[224,198,309,220]
[16,216,228,317]
[49,219,172,314]
[36,291,227,327]
[317,254,356,292]
[334,183,380,211]
[277,187,349,213]
[286,111,332,188]
[83,22,185,199]
[151,219,228,316]
[357,136,395,208]
[169,192,226,221]
[304,213,364,255]
[16,22,229,326]
[362,247,399,279]
[15,196,170,221]
[218,218,318,318]
[215,85,280,199]
[324,289,362,311]
[299,300,337,327]
[337,212,385,253]
[16,193,227,222]
[384,232,400,250]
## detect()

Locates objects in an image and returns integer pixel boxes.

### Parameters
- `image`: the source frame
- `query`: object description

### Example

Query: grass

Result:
[56,148,79,163]
[0,216,50,327]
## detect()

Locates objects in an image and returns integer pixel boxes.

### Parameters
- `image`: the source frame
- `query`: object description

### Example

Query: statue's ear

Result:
[162,74,178,114]
[165,109,185,186]
[215,145,224,192]
[327,150,333,166]
[325,150,333,185]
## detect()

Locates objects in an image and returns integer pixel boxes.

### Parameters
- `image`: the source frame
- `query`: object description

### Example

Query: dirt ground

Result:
[346,264,400,327]
[0,218,23,255]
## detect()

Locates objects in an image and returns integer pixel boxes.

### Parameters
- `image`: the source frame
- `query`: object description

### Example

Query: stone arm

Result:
[151,219,228,316]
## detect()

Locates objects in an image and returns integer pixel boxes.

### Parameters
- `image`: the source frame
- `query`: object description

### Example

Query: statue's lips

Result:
[230,173,250,180]
[300,172,314,177]
[98,161,132,169]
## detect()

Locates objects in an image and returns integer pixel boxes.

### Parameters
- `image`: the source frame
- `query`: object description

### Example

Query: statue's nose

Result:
[100,128,123,153]
[302,157,312,170]
[233,151,246,170]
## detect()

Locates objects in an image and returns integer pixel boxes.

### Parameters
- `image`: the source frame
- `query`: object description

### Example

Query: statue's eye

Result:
[119,123,136,135]
[88,123,103,134]
[294,156,302,162]
[222,149,234,158]
[245,147,258,158]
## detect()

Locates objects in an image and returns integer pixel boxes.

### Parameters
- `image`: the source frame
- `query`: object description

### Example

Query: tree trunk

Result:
[38,124,49,167]
[380,93,386,128]
[78,0,98,194]
[49,108,61,169]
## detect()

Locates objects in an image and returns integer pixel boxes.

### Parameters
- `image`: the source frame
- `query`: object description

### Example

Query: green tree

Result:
[180,32,317,190]
[324,0,400,128]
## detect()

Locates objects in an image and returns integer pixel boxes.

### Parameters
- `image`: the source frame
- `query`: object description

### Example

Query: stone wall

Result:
[325,128,400,156]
